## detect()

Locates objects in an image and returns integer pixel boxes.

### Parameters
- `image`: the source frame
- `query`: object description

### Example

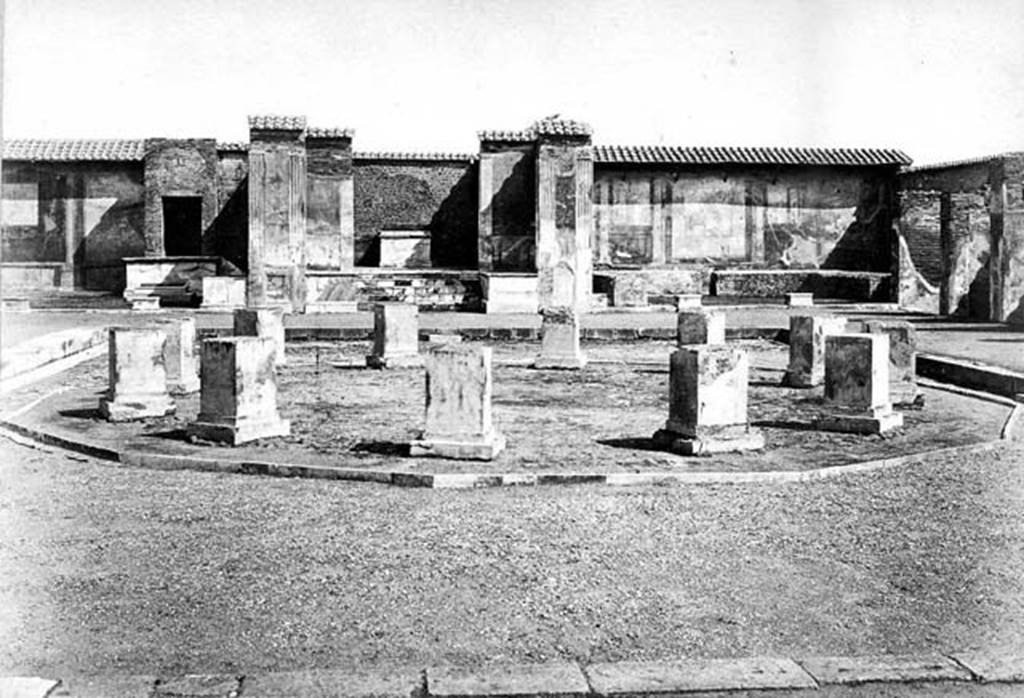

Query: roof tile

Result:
[354,151,477,162]
[247,115,307,131]
[3,139,146,161]
[306,126,355,139]
[592,145,912,167]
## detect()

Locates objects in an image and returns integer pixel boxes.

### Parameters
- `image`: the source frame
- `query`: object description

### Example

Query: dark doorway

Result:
[163,196,203,256]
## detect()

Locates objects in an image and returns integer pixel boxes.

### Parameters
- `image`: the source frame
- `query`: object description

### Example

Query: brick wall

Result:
[353,157,477,269]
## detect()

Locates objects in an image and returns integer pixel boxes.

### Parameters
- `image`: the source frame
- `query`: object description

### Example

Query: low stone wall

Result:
[593,267,711,307]
[1,263,70,293]
[711,269,891,301]
[306,269,483,311]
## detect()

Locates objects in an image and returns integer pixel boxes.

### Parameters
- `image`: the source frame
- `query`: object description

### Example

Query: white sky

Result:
[3,0,1023,165]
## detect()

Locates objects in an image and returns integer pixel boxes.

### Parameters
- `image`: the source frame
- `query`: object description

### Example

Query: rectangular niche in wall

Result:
[162,196,202,256]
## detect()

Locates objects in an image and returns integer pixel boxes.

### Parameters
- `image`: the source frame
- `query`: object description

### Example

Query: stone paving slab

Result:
[50,675,157,697]
[953,651,1024,683]
[241,668,423,697]
[0,676,62,698]
[428,662,589,697]
[585,657,817,695]
[797,654,971,685]
[151,673,241,697]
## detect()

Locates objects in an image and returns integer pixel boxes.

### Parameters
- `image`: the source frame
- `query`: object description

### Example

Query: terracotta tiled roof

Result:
[354,151,477,162]
[531,117,593,137]
[3,139,146,161]
[247,115,307,131]
[216,142,249,152]
[593,145,912,167]
[902,151,1024,173]
[306,126,355,139]
[477,129,535,143]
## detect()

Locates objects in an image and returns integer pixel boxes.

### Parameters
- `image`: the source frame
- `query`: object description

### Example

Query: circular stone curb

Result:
[0,406,1013,489]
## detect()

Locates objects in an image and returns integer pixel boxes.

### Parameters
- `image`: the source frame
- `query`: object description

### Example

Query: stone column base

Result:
[533,353,588,370]
[652,426,765,456]
[814,410,904,435]
[410,431,506,461]
[187,417,291,446]
[366,353,424,369]
[99,395,176,422]
[168,379,200,396]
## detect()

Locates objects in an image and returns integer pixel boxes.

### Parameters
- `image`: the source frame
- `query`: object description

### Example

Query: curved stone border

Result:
[1,326,1021,490]
[2,650,1021,697]
[0,392,1015,489]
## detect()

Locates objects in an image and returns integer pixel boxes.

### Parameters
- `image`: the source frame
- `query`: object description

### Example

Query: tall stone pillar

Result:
[991,154,1024,324]
[305,127,355,272]
[533,118,593,312]
[247,115,308,312]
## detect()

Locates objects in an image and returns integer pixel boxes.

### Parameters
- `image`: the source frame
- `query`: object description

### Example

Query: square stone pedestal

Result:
[481,273,539,314]
[366,302,422,368]
[99,327,176,421]
[864,320,921,405]
[815,333,904,435]
[534,307,586,369]
[652,345,763,456]
[410,345,505,460]
[186,336,290,446]
[677,309,726,345]
[158,317,200,394]
[783,314,847,387]
[129,296,160,311]
[786,292,814,307]
[234,306,286,366]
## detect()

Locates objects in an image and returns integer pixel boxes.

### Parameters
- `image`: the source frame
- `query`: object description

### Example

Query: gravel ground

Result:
[1,433,1022,677]
[9,341,1009,474]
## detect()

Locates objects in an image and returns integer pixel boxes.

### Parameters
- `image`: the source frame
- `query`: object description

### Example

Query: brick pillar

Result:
[533,118,593,312]
[477,131,536,272]
[247,115,308,312]
[305,127,355,272]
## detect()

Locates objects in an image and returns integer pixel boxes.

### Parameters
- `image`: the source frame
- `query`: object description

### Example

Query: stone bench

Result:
[711,269,891,301]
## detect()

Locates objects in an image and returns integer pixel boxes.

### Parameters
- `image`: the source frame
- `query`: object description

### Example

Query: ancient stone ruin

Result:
[783,314,847,388]
[534,307,587,369]
[99,327,176,421]
[410,344,505,460]
[187,336,291,445]
[158,317,200,395]
[366,302,422,368]
[816,333,904,434]
[234,307,286,366]
[653,345,765,455]
[676,308,726,346]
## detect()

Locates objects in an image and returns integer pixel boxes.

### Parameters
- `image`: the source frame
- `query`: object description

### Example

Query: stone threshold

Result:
[3,651,1022,697]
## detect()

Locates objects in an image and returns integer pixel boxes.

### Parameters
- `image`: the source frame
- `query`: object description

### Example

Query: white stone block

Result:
[200,276,247,310]
[786,292,814,307]
[534,307,586,370]
[186,336,290,445]
[158,317,200,394]
[481,273,539,314]
[366,303,421,368]
[817,333,904,434]
[410,345,505,460]
[99,327,176,421]
[653,345,763,455]
[784,314,847,387]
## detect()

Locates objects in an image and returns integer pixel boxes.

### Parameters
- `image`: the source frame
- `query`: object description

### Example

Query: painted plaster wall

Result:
[142,139,219,257]
[593,166,894,273]
[478,145,535,272]
[1,161,145,290]
[353,159,477,269]
[897,161,993,318]
[212,152,248,272]
[306,139,354,271]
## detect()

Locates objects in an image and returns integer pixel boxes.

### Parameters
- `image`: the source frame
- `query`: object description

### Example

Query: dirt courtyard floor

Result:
[6,340,1014,474]
[1,434,1023,677]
